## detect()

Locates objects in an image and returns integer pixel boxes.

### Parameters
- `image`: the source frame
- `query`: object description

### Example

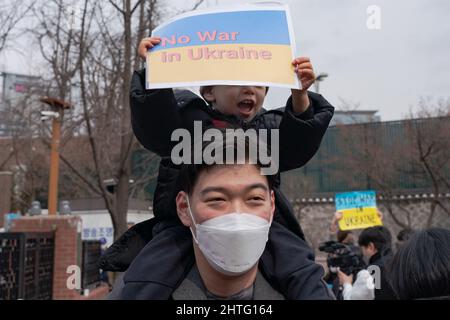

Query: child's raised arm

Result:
[273,57,334,171]
[130,37,182,157]
[291,57,316,113]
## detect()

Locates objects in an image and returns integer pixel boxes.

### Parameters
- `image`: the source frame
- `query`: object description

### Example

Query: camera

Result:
[319,241,364,275]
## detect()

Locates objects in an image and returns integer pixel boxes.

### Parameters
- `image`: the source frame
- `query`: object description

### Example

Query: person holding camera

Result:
[337,226,396,300]
[323,211,369,299]
[320,239,364,300]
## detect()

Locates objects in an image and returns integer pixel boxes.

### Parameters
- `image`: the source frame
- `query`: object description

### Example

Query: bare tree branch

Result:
[108,0,124,15]
[191,0,205,11]
[0,0,33,52]
[130,0,143,15]
[59,154,102,195]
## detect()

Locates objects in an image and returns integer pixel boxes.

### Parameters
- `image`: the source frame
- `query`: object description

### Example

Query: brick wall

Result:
[10,215,108,300]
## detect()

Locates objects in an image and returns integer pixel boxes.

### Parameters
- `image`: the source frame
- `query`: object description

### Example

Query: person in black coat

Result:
[338,226,396,300]
[386,228,450,300]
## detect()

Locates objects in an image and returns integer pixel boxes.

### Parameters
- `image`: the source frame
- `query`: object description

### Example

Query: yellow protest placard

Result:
[335,191,383,231]
[338,207,383,231]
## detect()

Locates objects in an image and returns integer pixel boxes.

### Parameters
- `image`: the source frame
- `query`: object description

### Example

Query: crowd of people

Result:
[323,215,450,300]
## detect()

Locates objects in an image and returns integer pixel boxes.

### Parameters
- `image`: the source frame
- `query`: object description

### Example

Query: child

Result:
[102,36,335,299]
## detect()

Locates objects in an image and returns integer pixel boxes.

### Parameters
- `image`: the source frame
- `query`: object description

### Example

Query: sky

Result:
[1,0,449,121]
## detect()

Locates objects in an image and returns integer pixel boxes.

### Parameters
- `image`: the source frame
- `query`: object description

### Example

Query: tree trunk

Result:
[111,0,133,240]
[114,168,131,239]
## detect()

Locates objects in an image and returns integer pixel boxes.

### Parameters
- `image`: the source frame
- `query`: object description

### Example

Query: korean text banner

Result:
[146,4,300,89]
[335,191,383,231]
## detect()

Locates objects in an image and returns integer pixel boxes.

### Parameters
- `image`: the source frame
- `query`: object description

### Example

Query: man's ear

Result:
[201,86,215,104]
[270,190,275,221]
[176,191,192,227]
[368,242,377,254]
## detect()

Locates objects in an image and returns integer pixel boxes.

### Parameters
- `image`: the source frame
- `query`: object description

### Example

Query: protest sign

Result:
[335,190,383,231]
[146,4,299,89]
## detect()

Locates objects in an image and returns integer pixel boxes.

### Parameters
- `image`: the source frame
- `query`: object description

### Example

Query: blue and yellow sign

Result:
[336,191,383,231]
[147,5,299,89]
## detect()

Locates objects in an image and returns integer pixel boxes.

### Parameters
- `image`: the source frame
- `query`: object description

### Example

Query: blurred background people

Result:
[395,228,415,251]
[387,228,450,300]
[337,226,396,300]
[337,230,355,245]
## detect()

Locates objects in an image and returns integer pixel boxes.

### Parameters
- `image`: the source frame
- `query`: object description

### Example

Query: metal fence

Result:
[283,116,450,195]
[81,240,101,291]
[0,232,55,300]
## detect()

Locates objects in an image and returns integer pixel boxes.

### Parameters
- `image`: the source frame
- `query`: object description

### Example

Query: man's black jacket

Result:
[369,250,397,300]
[107,221,334,300]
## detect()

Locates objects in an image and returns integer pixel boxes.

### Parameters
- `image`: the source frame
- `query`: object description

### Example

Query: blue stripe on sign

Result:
[151,10,290,52]
[335,191,377,211]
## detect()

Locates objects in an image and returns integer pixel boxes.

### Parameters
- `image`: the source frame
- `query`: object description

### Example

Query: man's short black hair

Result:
[176,129,276,195]
[387,228,450,299]
[397,228,415,242]
[358,226,392,253]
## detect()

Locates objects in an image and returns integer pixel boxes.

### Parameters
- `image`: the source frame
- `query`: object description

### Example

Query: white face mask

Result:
[186,197,272,276]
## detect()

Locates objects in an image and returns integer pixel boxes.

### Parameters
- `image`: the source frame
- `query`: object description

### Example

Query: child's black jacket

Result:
[129,69,334,223]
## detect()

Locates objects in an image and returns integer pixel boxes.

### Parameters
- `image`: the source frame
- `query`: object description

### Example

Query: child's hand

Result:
[138,37,161,60]
[292,57,315,92]
[329,211,343,234]
[376,209,384,221]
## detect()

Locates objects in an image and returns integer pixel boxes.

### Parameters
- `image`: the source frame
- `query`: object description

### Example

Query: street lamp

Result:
[40,97,72,216]
[314,73,329,93]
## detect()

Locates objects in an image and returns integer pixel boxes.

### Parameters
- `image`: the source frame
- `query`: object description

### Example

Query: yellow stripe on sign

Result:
[147,43,296,85]
[338,207,383,231]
